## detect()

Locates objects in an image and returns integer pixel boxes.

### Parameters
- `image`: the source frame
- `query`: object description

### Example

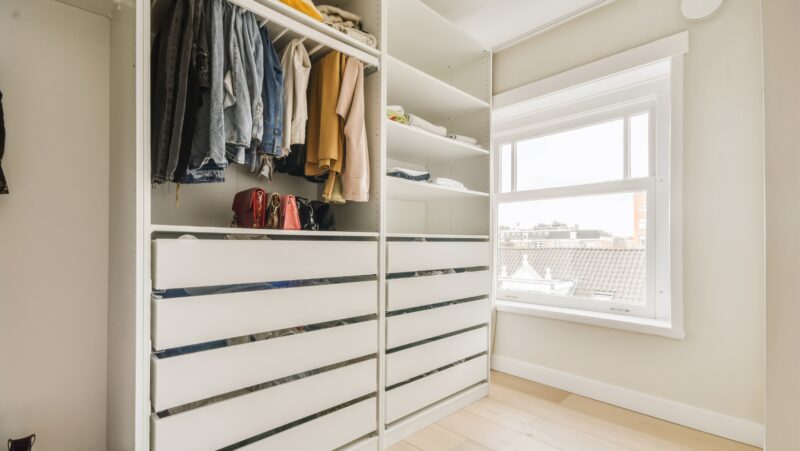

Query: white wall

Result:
[491,0,764,437]
[0,1,110,449]
[762,0,800,449]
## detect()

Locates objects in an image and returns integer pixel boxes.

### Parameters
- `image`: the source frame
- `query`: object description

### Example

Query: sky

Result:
[499,115,650,238]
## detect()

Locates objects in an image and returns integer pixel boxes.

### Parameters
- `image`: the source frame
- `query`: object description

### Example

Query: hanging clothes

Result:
[0,89,7,195]
[337,56,369,202]
[222,4,261,165]
[305,51,347,201]
[151,0,202,184]
[280,39,311,156]
[257,25,284,157]
[182,0,228,184]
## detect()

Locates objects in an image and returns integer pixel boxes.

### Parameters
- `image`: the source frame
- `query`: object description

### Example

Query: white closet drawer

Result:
[385,356,487,423]
[386,327,487,386]
[239,398,376,451]
[151,359,376,451]
[387,270,490,311]
[152,239,378,289]
[386,241,490,273]
[152,281,377,350]
[386,299,489,349]
[152,321,377,412]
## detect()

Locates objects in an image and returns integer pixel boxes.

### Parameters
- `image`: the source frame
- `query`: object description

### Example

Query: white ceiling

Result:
[422,0,613,50]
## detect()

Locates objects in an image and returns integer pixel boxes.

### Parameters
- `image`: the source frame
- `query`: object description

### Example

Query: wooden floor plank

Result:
[387,440,423,451]
[388,370,761,451]
[465,397,628,451]
[405,423,492,451]
[437,409,560,451]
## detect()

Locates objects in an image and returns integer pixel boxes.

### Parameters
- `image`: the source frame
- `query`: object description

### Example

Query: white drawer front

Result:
[152,321,377,412]
[386,327,488,386]
[387,270,490,312]
[386,299,489,349]
[386,241,490,273]
[152,281,377,350]
[152,239,378,289]
[386,356,487,423]
[151,359,376,451]
[240,398,376,451]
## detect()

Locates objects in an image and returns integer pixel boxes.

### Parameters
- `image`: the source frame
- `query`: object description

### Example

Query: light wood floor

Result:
[388,371,760,451]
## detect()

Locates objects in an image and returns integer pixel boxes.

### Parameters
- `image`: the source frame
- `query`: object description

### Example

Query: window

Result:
[493,43,683,332]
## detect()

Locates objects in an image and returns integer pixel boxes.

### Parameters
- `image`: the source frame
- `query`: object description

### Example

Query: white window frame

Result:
[491,32,687,338]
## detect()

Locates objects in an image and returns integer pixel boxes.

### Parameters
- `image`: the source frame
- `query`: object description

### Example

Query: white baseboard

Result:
[491,355,764,448]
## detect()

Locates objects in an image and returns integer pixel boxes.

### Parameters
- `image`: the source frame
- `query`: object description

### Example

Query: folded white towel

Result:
[408,113,447,137]
[428,177,467,190]
[447,134,479,145]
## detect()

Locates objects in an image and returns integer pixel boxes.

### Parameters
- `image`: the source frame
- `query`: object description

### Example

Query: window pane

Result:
[497,192,647,307]
[500,144,512,193]
[630,113,650,178]
[515,119,624,191]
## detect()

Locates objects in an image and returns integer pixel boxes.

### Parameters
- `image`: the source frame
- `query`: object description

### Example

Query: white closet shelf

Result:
[149,224,379,238]
[387,56,489,119]
[386,120,488,165]
[231,0,380,67]
[387,0,485,74]
[386,233,490,240]
[385,177,489,202]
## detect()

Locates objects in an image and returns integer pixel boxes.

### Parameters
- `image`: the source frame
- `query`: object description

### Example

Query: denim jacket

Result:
[183,0,227,184]
[257,26,284,157]
[222,5,263,164]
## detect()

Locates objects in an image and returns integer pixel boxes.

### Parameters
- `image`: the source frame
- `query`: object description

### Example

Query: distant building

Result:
[498,221,630,249]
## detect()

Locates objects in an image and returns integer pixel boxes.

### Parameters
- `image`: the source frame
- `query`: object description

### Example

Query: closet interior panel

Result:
[106,0,493,448]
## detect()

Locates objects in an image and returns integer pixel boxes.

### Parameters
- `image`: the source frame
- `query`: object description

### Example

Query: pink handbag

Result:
[280,194,301,230]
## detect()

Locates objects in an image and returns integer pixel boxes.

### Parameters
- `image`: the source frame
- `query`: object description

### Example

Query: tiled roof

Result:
[498,247,646,304]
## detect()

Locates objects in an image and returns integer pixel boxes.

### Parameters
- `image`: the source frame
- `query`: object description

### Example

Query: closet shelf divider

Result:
[149,224,380,238]
[230,0,380,67]
[385,176,489,202]
[386,119,489,165]
[387,56,489,119]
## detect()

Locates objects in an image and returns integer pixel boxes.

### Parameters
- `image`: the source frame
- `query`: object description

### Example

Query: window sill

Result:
[495,300,685,339]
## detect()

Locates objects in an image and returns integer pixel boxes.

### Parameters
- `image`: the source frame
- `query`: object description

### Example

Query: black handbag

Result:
[295,196,319,231]
[311,200,336,231]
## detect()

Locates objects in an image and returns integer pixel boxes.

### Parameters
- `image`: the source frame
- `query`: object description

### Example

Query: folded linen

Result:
[447,134,479,145]
[408,113,447,136]
[330,23,378,48]
[428,177,466,190]
[318,5,362,24]
[387,167,430,181]
[318,5,379,48]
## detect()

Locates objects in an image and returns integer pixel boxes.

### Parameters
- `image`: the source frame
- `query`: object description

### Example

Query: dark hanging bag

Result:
[8,434,35,451]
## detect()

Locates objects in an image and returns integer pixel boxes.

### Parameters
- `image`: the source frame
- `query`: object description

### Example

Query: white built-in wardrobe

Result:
[108,0,493,449]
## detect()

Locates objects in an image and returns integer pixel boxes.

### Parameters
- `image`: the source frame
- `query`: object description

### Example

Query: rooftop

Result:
[498,247,646,304]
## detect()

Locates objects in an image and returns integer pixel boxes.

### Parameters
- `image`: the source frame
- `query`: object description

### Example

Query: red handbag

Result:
[280,194,301,230]
[232,188,267,228]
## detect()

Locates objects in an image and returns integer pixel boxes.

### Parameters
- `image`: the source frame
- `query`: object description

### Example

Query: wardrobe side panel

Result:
[108,2,139,450]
